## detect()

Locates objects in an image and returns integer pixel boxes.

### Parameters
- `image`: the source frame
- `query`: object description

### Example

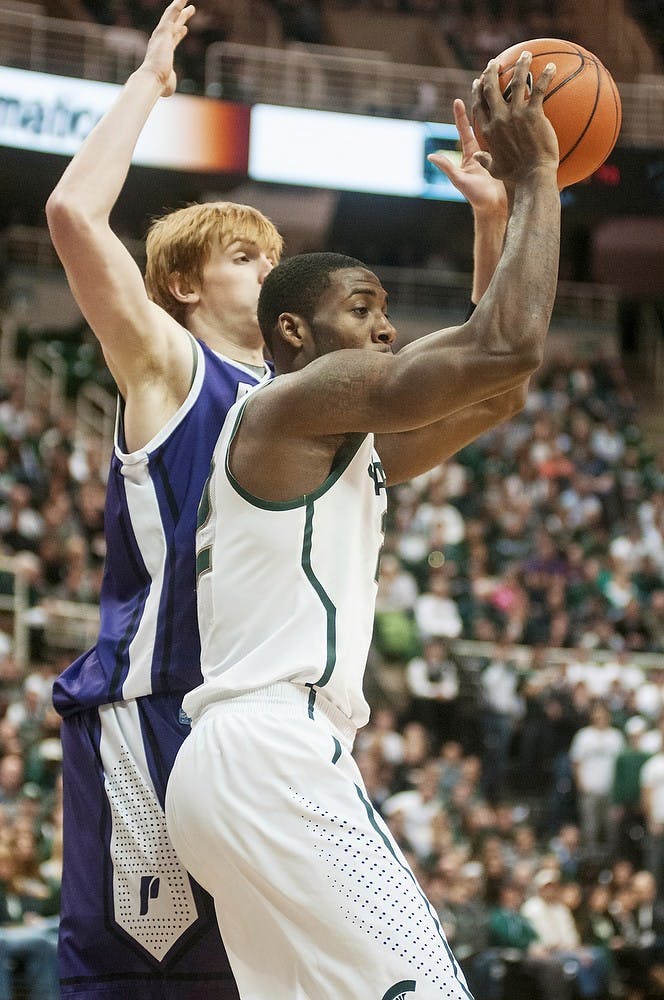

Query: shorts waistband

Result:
[196,682,357,749]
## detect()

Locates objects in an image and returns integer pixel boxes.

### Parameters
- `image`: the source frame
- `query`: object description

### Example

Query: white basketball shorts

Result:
[165,682,473,1000]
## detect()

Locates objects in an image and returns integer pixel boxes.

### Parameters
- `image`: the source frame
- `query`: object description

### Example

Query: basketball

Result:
[473,38,622,189]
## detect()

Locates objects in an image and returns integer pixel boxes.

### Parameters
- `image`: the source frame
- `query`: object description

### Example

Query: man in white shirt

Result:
[569,701,624,858]
[521,870,608,998]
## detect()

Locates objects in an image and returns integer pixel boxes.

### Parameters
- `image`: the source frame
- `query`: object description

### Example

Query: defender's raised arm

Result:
[45,1,195,399]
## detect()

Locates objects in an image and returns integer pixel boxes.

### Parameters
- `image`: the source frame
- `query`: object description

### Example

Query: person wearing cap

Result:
[521,869,609,999]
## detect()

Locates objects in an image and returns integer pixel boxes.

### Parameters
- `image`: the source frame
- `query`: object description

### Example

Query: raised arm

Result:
[374,95,516,484]
[254,56,559,434]
[232,54,559,503]
[427,97,508,305]
[45,0,195,401]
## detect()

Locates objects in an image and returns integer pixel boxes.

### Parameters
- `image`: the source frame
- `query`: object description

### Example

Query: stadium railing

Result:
[0,8,662,146]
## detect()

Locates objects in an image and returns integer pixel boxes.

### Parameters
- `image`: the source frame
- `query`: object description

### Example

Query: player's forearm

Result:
[470,203,508,304]
[394,169,559,417]
[377,382,528,484]
[46,66,163,223]
[471,167,560,363]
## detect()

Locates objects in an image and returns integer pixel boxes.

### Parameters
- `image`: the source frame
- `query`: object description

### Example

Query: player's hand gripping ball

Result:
[473,38,622,189]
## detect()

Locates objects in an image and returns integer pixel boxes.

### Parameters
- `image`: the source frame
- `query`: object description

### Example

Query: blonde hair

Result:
[144,202,283,323]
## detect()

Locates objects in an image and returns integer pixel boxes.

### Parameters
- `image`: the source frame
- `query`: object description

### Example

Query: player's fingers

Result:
[453,99,477,151]
[530,62,556,106]
[479,59,502,110]
[452,99,468,131]
[507,50,534,105]
[166,0,188,19]
[179,4,195,25]
[470,76,488,131]
[426,152,456,179]
[473,150,492,172]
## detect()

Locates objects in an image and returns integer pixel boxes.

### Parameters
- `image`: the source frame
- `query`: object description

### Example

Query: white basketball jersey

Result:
[184,391,388,729]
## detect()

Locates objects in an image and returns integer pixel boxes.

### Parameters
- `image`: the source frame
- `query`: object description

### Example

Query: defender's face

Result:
[309,268,397,356]
[198,239,275,330]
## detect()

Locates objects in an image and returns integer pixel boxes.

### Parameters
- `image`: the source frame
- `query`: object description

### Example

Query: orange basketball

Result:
[473,38,622,189]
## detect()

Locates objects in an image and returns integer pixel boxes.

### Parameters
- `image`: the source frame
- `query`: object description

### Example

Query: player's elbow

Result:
[45,190,79,244]
[46,192,102,262]
[503,380,531,419]
[482,381,530,427]
[46,188,85,230]
[473,310,548,378]
[488,344,543,388]
[521,343,545,377]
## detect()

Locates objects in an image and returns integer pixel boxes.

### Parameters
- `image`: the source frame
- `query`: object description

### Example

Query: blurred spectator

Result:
[414,568,463,642]
[0,755,28,821]
[0,845,58,1000]
[521,869,609,1000]
[576,883,625,996]
[549,824,584,883]
[442,863,497,1000]
[515,644,556,793]
[355,705,404,768]
[504,823,543,885]
[0,483,44,554]
[613,870,664,997]
[479,638,524,803]
[489,879,574,1000]
[643,591,664,652]
[640,731,664,900]
[388,720,432,794]
[382,759,444,863]
[373,552,420,665]
[405,636,461,748]
[611,715,652,869]
[569,702,625,860]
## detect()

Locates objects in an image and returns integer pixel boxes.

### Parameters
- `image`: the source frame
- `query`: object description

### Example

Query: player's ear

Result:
[168,271,200,305]
[276,312,306,351]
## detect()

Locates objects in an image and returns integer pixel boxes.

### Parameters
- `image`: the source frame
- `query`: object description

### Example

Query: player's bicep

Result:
[48,208,158,375]
[253,352,418,439]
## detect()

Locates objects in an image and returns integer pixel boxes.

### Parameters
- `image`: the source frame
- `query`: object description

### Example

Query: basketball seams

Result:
[498,52,602,172]
[557,58,601,170]
[473,37,621,188]
[498,48,587,97]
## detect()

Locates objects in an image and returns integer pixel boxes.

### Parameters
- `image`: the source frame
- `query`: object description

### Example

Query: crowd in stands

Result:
[629,0,664,63]
[57,0,662,91]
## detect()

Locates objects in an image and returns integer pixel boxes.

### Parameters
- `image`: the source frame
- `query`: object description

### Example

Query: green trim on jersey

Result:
[224,394,367,510]
[195,546,211,580]
[382,982,417,1000]
[302,500,337,687]
[197,457,215,531]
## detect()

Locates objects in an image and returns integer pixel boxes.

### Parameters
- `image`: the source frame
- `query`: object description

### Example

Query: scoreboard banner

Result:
[0,65,250,172]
